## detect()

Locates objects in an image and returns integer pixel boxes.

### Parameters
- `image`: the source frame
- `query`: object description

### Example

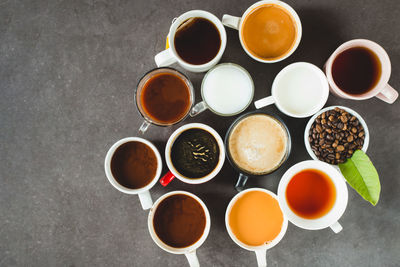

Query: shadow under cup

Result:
[225,112,291,191]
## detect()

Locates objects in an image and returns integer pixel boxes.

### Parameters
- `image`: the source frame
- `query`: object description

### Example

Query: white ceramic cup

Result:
[277,160,348,233]
[155,10,227,73]
[148,191,211,267]
[324,39,398,104]
[304,105,369,165]
[104,137,162,210]
[254,62,329,118]
[222,0,301,63]
[160,123,225,186]
[225,188,288,267]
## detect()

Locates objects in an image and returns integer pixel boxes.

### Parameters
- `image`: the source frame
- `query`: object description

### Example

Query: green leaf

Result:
[338,150,380,206]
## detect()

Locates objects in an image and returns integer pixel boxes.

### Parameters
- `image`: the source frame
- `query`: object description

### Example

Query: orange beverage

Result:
[228,190,284,246]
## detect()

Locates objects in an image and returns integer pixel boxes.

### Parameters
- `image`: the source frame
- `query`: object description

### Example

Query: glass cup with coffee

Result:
[222,0,302,63]
[160,123,225,186]
[104,137,162,210]
[155,10,227,73]
[148,191,211,267]
[225,112,291,191]
[135,67,194,133]
[324,39,398,104]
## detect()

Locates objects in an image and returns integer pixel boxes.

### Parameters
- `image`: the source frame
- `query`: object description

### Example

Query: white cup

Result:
[277,160,348,233]
[104,137,162,210]
[155,10,227,73]
[148,191,211,267]
[254,62,329,118]
[222,0,302,63]
[225,188,288,267]
[160,123,225,186]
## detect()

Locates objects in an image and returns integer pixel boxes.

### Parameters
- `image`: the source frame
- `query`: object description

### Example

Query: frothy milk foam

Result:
[229,115,288,174]
[203,64,253,115]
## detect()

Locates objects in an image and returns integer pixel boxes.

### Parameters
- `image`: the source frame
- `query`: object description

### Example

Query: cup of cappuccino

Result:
[225,112,291,191]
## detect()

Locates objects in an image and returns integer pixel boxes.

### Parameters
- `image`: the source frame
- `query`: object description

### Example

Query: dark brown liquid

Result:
[174,17,221,65]
[153,194,206,248]
[111,141,157,189]
[140,72,191,124]
[171,128,220,178]
[332,46,381,95]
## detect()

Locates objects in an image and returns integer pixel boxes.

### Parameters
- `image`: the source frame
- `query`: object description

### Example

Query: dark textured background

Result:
[1,0,399,266]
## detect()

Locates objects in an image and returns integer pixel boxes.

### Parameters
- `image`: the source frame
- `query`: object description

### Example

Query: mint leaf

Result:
[338,150,380,206]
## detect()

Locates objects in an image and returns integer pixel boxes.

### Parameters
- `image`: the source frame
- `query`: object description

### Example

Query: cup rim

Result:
[237,0,302,63]
[271,62,330,118]
[303,105,370,164]
[134,67,195,127]
[277,160,348,230]
[167,10,227,69]
[147,190,211,254]
[104,137,162,194]
[224,111,291,177]
[200,63,255,116]
[165,123,226,184]
[325,39,391,100]
[225,188,288,251]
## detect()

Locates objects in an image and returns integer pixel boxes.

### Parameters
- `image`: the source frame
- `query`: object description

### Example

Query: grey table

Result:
[1,0,400,266]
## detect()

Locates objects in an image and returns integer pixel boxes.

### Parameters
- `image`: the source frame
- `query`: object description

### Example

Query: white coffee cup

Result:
[254,62,329,118]
[148,191,211,267]
[104,137,162,210]
[155,10,227,73]
[225,188,288,267]
[160,123,225,186]
[277,160,348,233]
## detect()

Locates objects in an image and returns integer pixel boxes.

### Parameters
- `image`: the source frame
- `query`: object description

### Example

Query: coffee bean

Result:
[347,135,354,142]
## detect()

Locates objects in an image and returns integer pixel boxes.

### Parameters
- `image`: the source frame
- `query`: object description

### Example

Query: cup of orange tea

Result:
[222,0,301,63]
[277,160,348,233]
[225,188,288,267]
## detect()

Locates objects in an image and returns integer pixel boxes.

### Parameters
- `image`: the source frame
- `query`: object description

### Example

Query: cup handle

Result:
[235,173,249,192]
[185,250,200,267]
[138,190,153,210]
[330,221,343,233]
[376,84,398,104]
[160,171,175,187]
[190,101,208,117]
[254,96,275,109]
[139,120,151,134]
[222,14,241,30]
[255,248,267,267]
[155,48,177,67]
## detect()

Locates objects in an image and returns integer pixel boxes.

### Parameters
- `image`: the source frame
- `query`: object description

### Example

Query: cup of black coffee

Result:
[104,137,162,210]
[160,123,225,186]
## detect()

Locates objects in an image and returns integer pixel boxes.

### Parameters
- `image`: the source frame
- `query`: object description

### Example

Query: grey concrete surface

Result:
[1,0,400,266]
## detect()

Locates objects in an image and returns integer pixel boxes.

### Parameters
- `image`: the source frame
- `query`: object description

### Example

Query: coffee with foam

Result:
[228,114,288,174]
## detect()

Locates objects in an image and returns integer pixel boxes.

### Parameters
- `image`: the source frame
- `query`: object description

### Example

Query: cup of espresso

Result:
[190,63,254,117]
[225,112,291,191]
[135,67,194,133]
[325,39,398,104]
[104,137,162,210]
[222,0,301,63]
[160,123,225,186]
[226,188,288,267]
[155,10,227,73]
[277,160,348,233]
[148,191,211,267]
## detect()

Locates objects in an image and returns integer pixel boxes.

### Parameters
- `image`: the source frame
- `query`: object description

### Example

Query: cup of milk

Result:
[254,62,329,118]
[190,63,254,117]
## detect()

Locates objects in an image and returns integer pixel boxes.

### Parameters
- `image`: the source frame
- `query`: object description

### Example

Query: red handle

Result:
[160,171,175,186]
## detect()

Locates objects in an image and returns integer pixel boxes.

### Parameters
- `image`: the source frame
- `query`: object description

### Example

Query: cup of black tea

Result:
[104,137,162,210]
[148,191,211,266]
[160,123,225,186]
[325,39,398,104]
[154,10,227,73]
[135,67,194,133]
